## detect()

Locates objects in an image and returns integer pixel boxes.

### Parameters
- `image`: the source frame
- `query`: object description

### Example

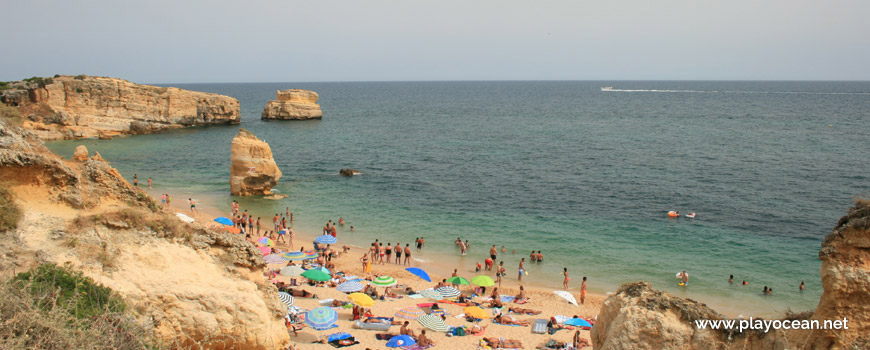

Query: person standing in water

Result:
[679,271,689,286]
[339,217,345,226]
[799,281,805,291]
[403,244,411,266]
[563,268,570,289]
[729,275,734,284]
[147,177,152,189]
[459,240,467,255]
[490,245,498,262]
[581,277,588,304]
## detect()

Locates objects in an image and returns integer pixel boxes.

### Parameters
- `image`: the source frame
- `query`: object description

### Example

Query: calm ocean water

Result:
[48,81,870,316]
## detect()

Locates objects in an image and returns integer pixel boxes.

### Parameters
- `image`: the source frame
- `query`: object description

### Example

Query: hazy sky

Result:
[2,0,868,83]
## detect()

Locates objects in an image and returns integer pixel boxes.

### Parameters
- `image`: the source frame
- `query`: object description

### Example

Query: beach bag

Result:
[452,327,466,336]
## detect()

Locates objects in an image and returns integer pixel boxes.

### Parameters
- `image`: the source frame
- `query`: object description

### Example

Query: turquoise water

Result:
[48,81,870,316]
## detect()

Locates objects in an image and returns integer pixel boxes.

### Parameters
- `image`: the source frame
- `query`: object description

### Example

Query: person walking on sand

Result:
[133,174,138,187]
[288,227,295,248]
[256,217,261,236]
[166,194,171,206]
[581,277,587,304]
[496,262,505,288]
[161,194,167,206]
[189,198,196,213]
[404,244,411,266]
[563,268,570,289]
[147,177,152,189]
[360,253,370,274]
[518,258,525,282]
[273,214,279,232]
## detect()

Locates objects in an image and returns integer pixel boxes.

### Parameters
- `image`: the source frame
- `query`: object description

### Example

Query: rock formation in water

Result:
[0,118,290,348]
[72,145,89,161]
[592,200,870,350]
[1,75,240,140]
[339,168,360,176]
[261,89,322,120]
[230,129,282,196]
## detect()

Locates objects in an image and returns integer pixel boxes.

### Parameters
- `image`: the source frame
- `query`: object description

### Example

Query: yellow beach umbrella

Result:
[463,306,490,319]
[348,292,375,307]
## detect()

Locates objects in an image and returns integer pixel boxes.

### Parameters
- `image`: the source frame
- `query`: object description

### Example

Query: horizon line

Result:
[149,78,870,85]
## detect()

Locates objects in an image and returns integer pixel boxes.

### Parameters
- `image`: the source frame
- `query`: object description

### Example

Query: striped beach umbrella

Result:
[305,307,338,330]
[314,235,338,244]
[447,276,469,285]
[303,250,318,259]
[417,314,449,332]
[280,266,305,277]
[263,254,285,264]
[348,293,375,307]
[302,269,331,281]
[419,289,442,300]
[435,286,461,299]
[395,306,425,319]
[257,246,271,256]
[258,237,275,247]
[281,251,307,261]
[372,275,397,287]
[277,292,294,307]
[470,275,495,287]
[337,281,365,293]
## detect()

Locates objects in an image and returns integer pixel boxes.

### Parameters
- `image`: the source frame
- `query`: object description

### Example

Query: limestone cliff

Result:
[0,119,290,349]
[230,129,282,196]
[1,75,239,140]
[261,89,322,120]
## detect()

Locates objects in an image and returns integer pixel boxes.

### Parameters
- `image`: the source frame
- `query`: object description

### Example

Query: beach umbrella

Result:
[395,306,425,319]
[315,235,338,245]
[303,250,319,259]
[470,275,495,287]
[224,226,241,234]
[176,213,195,223]
[463,306,489,319]
[302,269,331,281]
[405,267,431,282]
[554,290,578,306]
[305,307,338,330]
[435,286,461,299]
[337,281,365,293]
[213,217,233,226]
[385,334,415,348]
[277,292,294,307]
[372,275,397,287]
[417,314,449,332]
[419,289,442,300]
[328,332,353,342]
[257,246,271,256]
[281,251,307,261]
[564,318,593,327]
[447,276,469,285]
[280,266,305,277]
[258,237,275,246]
[310,266,331,275]
[263,254,285,264]
[348,293,375,307]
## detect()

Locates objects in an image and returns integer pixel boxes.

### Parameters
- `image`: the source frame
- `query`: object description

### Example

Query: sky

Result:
[1,0,869,83]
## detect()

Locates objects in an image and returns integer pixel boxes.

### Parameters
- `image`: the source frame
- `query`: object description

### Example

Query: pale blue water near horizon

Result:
[48,81,870,316]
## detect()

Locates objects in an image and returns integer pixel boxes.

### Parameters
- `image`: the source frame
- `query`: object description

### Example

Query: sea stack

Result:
[261,89,322,120]
[230,129,282,196]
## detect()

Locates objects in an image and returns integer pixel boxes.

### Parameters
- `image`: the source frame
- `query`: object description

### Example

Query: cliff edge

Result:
[1,75,240,140]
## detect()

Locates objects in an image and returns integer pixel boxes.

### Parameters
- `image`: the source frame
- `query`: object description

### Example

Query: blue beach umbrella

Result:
[564,318,593,328]
[213,217,233,226]
[315,235,338,244]
[405,267,431,282]
[305,307,338,330]
[386,334,416,347]
[280,251,306,261]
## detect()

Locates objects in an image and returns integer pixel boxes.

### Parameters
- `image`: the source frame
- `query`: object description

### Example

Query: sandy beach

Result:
[155,191,603,349]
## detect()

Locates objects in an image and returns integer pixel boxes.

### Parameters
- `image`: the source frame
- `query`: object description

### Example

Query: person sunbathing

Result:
[514,286,527,301]
[574,330,591,348]
[508,307,541,315]
[469,323,486,335]
[484,337,522,348]
[284,288,317,298]
[488,298,504,308]
[329,300,346,307]
[363,316,388,323]
[489,287,499,299]
[495,314,530,326]
[383,287,400,298]
[416,329,434,347]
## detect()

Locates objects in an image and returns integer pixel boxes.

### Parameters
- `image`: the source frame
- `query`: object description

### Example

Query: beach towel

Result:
[408,294,424,299]
[514,298,529,305]
[328,337,360,348]
[492,320,524,327]
[401,345,433,350]
[438,300,469,307]
[499,295,515,303]
[416,303,435,308]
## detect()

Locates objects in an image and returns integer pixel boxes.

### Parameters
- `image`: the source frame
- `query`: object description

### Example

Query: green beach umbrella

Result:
[470,275,495,287]
[447,276,469,285]
[302,269,331,281]
[372,275,397,287]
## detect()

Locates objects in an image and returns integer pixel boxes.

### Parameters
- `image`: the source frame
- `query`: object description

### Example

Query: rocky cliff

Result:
[230,129,282,196]
[0,119,289,349]
[1,75,240,140]
[592,201,870,350]
[261,89,322,120]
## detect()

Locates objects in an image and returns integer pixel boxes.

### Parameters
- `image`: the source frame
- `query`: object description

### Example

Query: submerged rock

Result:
[339,168,361,176]
[261,89,322,120]
[230,129,282,196]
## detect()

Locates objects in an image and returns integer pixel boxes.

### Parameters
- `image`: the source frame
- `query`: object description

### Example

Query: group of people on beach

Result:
[366,239,413,266]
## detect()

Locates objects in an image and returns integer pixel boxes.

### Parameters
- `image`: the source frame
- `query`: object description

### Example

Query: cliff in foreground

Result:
[1,75,240,140]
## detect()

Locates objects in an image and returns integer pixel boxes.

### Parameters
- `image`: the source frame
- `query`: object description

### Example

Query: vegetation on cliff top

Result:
[0,184,22,232]
[1,263,156,349]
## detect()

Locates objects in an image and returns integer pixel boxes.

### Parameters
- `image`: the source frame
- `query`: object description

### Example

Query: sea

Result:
[47,81,870,317]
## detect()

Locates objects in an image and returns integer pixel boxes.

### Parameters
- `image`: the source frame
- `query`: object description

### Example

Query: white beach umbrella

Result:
[554,290,578,306]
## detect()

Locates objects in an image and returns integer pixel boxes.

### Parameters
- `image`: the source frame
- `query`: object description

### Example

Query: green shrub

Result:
[0,183,22,232]
[13,263,126,320]
[75,74,87,80]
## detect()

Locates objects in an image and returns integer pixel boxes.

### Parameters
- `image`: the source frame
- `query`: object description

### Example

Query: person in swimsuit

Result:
[537,251,543,262]
[189,198,196,212]
[276,227,286,243]
[581,276,587,304]
[530,250,536,262]
[518,258,525,282]
[563,267,570,289]
[379,244,386,265]
[133,174,138,186]
[256,217,261,236]
[490,245,498,261]
[800,281,805,291]
[394,242,402,264]
[161,194,167,206]
[147,177,152,189]
[496,262,505,288]
[385,243,393,264]
[404,244,411,266]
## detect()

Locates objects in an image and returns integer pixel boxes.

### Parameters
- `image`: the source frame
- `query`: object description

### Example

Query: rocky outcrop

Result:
[261,89,322,120]
[72,145,89,161]
[339,168,361,176]
[230,129,282,196]
[2,75,240,140]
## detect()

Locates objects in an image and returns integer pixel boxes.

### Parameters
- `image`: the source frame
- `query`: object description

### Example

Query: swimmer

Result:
[729,274,734,284]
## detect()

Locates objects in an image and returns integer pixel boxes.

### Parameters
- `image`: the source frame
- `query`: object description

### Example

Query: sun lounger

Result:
[353,320,392,331]
[532,319,547,334]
